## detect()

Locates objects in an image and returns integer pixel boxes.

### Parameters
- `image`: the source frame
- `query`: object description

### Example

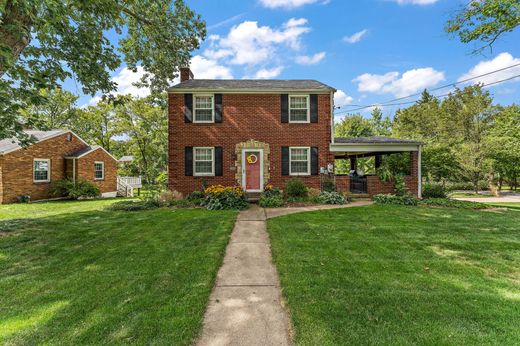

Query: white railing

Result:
[118,176,142,188]
[117,177,134,197]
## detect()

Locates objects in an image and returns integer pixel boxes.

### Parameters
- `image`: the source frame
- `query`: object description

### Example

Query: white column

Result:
[417,145,422,199]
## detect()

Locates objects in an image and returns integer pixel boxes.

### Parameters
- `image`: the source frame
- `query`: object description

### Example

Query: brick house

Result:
[168,68,422,198]
[0,130,117,204]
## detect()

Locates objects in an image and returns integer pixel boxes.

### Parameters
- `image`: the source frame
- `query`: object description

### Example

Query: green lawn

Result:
[0,199,237,345]
[486,202,520,211]
[268,205,520,345]
[449,192,494,198]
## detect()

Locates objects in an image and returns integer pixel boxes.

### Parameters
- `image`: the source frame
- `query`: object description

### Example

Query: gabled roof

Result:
[0,129,88,155]
[168,79,336,93]
[118,155,134,162]
[334,136,422,144]
[65,145,117,161]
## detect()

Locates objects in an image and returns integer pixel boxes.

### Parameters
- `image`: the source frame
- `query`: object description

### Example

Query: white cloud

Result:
[251,66,284,79]
[190,55,233,79]
[353,67,445,97]
[343,29,368,44]
[204,18,311,66]
[334,90,354,107]
[295,52,326,65]
[112,66,151,98]
[458,52,520,86]
[390,0,439,5]
[259,0,321,9]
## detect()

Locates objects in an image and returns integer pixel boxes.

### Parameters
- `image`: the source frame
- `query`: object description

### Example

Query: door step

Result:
[246,192,261,202]
[350,193,371,201]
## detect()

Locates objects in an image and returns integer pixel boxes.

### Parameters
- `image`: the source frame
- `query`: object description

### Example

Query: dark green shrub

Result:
[50,179,101,200]
[259,195,284,208]
[285,178,307,198]
[422,183,447,198]
[317,191,345,205]
[186,191,205,206]
[321,180,336,192]
[106,200,159,211]
[394,174,407,196]
[419,198,489,209]
[373,194,418,206]
[17,195,31,203]
[446,181,489,191]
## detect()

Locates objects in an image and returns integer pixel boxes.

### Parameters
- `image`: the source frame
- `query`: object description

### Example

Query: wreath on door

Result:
[246,154,258,164]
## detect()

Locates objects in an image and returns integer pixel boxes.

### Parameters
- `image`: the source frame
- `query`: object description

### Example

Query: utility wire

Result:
[334,72,520,114]
[335,62,520,113]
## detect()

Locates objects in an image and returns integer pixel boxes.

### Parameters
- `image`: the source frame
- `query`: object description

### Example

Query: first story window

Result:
[289,147,310,175]
[194,95,214,122]
[194,147,214,176]
[289,95,309,123]
[94,161,104,180]
[33,159,50,182]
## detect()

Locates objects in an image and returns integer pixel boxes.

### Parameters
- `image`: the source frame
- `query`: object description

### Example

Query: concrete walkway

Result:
[196,205,292,346]
[197,201,373,346]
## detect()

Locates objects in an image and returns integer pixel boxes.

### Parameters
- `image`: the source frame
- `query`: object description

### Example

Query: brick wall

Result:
[75,149,117,194]
[0,133,86,203]
[168,93,334,195]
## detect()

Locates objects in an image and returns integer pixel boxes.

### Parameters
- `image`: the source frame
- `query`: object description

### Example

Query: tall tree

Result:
[23,88,79,130]
[0,0,206,141]
[445,0,520,53]
[369,107,392,136]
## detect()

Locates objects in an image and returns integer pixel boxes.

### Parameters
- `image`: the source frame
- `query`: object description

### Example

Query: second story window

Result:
[289,95,309,123]
[194,95,214,123]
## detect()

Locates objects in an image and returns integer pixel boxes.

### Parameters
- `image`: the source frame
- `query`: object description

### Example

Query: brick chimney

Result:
[180,67,194,82]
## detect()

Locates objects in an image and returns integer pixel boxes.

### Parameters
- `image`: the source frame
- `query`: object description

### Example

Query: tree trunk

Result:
[0,1,34,77]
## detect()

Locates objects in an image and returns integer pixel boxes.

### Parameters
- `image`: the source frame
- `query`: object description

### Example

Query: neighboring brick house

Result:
[0,130,117,204]
[168,68,422,198]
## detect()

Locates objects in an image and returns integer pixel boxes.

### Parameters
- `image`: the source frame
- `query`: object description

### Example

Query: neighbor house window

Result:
[194,147,214,176]
[94,161,104,180]
[194,95,214,123]
[289,147,310,175]
[289,95,309,123]
[33,159,50,182]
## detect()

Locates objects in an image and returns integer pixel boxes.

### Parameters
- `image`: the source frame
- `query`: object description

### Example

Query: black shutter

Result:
[215,147,223,176]
[281,147,289,176]
[214,94,223,123]
[281,94,289,123]
[185,147,193,176]
[310,94,318,123]
[184,94,193,123]
[311,147,319,175]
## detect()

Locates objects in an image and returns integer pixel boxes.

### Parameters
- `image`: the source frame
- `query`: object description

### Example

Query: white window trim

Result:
[193,94,215,123]
[94,161,104,180]
[288,94,310,123]
[33,158,51,183]
[289,146,311,176]
[193,147,215,176]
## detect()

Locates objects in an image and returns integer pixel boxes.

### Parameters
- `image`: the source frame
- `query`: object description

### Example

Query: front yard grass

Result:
[268,204,520,345]
[0,199,237,345]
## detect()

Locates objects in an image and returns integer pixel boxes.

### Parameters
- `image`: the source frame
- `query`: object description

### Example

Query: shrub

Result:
[321,180,336,192]
[202,185,248,210]
[422,183,447,198]
[307,188,321,197]
[285,178,307,198]
[259,195,284,208]
[263,184,283,198]
[394,175,407,196]
[373,194,418,206]
[419,198,489,209]
[158,190,183,206]
[186,190,205,206]
[17,195,31,203]
[317,191,345,205]
[107,200,159,212]
[50,179,101,200]
[446,181,489,191]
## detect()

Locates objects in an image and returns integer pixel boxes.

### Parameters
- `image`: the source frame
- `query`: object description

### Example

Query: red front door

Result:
[244,151,262,191]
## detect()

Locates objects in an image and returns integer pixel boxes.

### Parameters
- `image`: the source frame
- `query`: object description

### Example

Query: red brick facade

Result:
[0,132,117,204]
[168,92,335,196]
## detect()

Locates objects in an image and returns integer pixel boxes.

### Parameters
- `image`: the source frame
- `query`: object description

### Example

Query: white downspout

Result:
[418,145,422,198]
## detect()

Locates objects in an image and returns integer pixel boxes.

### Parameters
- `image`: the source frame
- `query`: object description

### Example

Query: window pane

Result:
[291,148,308,160]
[291,161,308,173]
[34,160,49,181]
[195,109,213,122]
[94,163,103,179]
[195,149,212,160]
[34,171,48,181]
[290,96,307,108]
[195,161,213,173]
[289,109,308,122]
[195,96,212,109]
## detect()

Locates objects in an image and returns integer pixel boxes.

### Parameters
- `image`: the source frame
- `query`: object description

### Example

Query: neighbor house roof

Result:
[334,136,422,144]
[0,129,87,155]
[118,155,134,162]
[168,79,336,93]
[65,145,117,161]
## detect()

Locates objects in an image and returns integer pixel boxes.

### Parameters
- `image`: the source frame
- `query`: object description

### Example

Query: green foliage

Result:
[22,88,79,130]
[422,183,447,199]
[202,186,248,210]
[446,181,489,191]
[1,0,206,142]
[445,0,520,54]
[50,179,101,200]
[285,178,308,198]
[259,195,285,208]
[317,191,346,205]
[106,200,160,211]
[373,194,418,206]
[393,174,407,196]
[187,191,205,206]
[16,195,31,203]
[418,198,489,210]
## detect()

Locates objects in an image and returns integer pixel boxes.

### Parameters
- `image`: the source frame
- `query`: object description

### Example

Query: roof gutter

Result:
[167,88,336,94]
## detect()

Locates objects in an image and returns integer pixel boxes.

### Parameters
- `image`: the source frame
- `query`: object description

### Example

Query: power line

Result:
[335,62,520,113]
[334,73,520,114]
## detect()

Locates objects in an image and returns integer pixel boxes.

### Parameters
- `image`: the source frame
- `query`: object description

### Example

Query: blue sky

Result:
[72,0,520,119]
